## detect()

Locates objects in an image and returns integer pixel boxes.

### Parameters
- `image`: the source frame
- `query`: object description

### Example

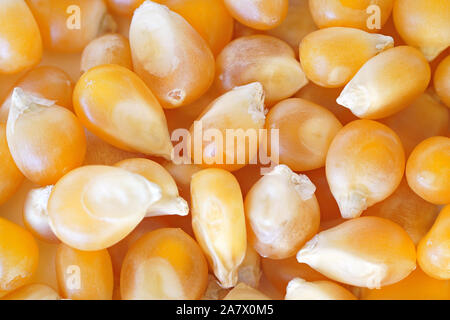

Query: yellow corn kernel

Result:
[216,35,308,106]
[300,27,393,88]
[223,0,288,30]
[6,88,86,186]
[265,0,317,52]
[237,246,262,288]
[297,216,416,288]
[265,98,343,171]
[120,228,209,300]
[188,82,266,172]
[363,180,439,245]
[0,124,23,205]
[223,283,271,300]
[393,0,450,61]
[361,267,450,300]
[106,0,146,16]
[309,0,394,31]
[0,66,73,123]
[23,186,59,244]
[380,93,449,156]
[406,136,450,204]
[434,54,450,108]
[81,33,132,73]
[417,205,450,280]
[285,278,357,300]
[0,217,39,298]
[56,243,114,300]
[73,64,173,159]
[129,1,215,108]
[115,158,189,217]
[337,46,431,119]
[245,165,320,259]
[326,120,405,218]
[27,0,116,53]
[191,168,247,288]
[47,165,162,251]
[0,0,42,74]
[1,284,60,300]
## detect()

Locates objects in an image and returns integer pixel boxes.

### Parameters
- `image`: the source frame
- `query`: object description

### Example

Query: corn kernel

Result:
[237,246,262,288]
[285,278,357,300]
[223,283,271,300]
[1,284,60,300]
[120,228,208,300]
[6,88,86,186]
[106,0,146,16]
[191,168,247,288]
[326,120,405,218]
[434,54,450,108]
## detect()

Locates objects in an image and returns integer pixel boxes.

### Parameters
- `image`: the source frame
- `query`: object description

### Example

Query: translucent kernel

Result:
[434,54,450,108]
[285,278,357,300]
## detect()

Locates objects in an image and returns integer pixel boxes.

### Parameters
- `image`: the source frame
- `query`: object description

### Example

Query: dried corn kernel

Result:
[129,1,215,108]
[245,165,320,259]
[27,0,116,53]
[106,0,146,16]
[6,88,86,186]
[188,82,266,171]
[0,217,39,298]
[434,54,450,108]
[47,165,162,251]
[0,124,23,205]
[406,136,450,205]
[300,27,393,88]
[215,35,308,106]
[393,0,450,61]
[23,186,59,243]
[337,46,431,119]
[326,120,405,218]
[73,64,173,159]
[120,228,208,300]
[1,284,60,300]
[380,93,449,156]
[191,168,247,288]
[56,243,114,300]
[237,246,261,288]
[363,180,439,245]
[223,0,288,30]
[0,0,42,74]
[223,283,271,300]
[115,158,189,217]
[417,205,450,280]
[285,278,357,300]
[309,0,394,31]
[265,98,343,171]
[81,33,132,73]
[297,216,416,288]
[0,66,73,123]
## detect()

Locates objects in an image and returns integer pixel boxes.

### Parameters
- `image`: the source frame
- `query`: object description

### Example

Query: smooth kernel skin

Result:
[434,55,450,108]
[224,0,288,31]
[73,64,173,159]
[337,46,431,119]
[0,217,39,298]
[361,267,450,300]
[406,136,450,205]
[0,124,23,206]
[106,0,147,16]
[326,120,405,219]
[191,169,247,288]
[56,243,114,300]
[26,0,115,53]
[265,98,343,172]
[0,0,42,74]
[223,283,271,300]
[0,66,74,123]
[129,1,215,109]
[297,216,417,289]
[285,278,357,300]
[120,228,209,300]
[393,0,450,61]
[309,0,394,32]
[215,35,308,106]
[299,27,393,88]
[417,205,450,280]
[1,284,60,300]
[81,34,132,73]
